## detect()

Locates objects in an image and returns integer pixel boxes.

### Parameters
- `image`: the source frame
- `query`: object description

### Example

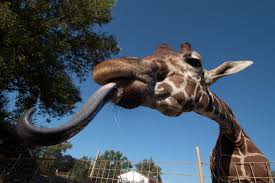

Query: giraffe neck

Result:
[195,90,243,144]
[196,91,272,183]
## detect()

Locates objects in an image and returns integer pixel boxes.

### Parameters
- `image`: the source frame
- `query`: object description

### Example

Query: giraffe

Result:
[16,44,273,183]
[93,44,273,183]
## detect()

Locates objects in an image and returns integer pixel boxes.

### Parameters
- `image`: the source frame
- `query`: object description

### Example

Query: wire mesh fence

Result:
[89,159,275,183]
[0,153,275,183]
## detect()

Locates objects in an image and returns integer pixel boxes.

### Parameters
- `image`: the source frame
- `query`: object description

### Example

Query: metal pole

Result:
[196,146,204,183]
[89,150,100,178]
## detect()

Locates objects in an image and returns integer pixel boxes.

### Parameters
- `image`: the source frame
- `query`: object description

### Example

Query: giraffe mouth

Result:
[93,58,151,109]
[111,79,149,108]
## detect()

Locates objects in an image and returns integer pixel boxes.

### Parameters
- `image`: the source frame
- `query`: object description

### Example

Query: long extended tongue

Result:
[16,82,117,146]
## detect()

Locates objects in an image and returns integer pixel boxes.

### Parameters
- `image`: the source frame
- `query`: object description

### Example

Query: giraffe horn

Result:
[16,82,117,146]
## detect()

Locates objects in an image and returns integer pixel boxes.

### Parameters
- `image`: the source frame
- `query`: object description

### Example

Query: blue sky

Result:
[49,0,275,165]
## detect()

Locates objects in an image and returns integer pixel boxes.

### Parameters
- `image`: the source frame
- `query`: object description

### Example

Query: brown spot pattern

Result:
[185,79,197,97]
[169,73,185,88]
[173,92,186,105]
[196,94,208,110]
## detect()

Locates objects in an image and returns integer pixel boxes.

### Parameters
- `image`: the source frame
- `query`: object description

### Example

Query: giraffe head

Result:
[93,44,253,116]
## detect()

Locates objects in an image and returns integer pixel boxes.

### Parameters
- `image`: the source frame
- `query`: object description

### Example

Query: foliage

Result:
[135,158,162,181]
[39,142,75,175]
[0,0,119,123]
[42,142,73,158]
[69,156,91,181]
[37,145,92,181]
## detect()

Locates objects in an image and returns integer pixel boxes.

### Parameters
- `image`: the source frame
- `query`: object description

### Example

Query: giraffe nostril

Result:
[155,82,172,98]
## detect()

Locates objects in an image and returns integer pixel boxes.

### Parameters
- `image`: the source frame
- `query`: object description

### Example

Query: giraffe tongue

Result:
[16,82,117,146]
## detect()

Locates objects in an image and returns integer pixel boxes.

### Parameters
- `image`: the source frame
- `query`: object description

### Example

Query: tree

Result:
[43,142,73,158]
[39,142,75,175]
[91,150,132,182]
[0,0,119,124]
[69,156,91,181]
[135,158,162,182]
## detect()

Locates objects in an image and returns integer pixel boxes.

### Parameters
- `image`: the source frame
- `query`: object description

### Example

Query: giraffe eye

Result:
[185,58,202,68]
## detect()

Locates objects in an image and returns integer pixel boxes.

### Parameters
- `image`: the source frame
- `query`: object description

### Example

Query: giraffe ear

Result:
[204,61,253,85]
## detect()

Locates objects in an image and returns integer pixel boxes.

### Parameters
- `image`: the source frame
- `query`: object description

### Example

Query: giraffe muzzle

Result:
[93,58,152,85]
[92,58,153,109]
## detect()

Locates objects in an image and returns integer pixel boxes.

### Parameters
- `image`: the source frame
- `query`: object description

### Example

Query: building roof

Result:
[118,171,161,183]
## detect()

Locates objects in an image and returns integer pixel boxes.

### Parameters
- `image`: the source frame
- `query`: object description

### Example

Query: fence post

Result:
[89,150,100,178]
[196,146,204,183]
